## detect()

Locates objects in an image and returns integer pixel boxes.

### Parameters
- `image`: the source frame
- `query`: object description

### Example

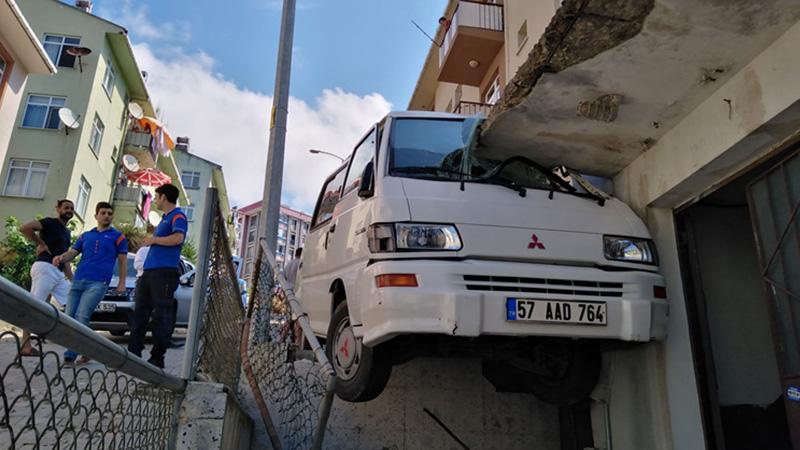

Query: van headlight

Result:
[603,235,657,264]
[369,223,462,252]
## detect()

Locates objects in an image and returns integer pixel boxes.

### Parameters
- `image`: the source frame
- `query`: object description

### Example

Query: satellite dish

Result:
[122,154,140,172]
[127,102,144,119]
[65,46,92,73]
[58,108,81,135]
[148,211,161,225]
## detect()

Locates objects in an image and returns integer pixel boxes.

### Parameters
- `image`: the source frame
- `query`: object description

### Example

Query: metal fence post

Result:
[181,187,218,380]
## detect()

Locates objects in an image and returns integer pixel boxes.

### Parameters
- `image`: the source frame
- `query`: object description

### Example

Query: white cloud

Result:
[96,0,191,43]
[132,44,392,211]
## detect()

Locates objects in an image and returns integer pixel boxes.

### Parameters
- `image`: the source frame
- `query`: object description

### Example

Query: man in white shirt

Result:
[283,248,302,291]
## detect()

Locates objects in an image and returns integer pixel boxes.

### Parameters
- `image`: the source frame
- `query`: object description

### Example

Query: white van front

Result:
[298,111,668,404]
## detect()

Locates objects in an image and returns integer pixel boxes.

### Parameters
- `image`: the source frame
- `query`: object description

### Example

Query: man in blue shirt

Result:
[128,184,187,368]
[53,202,127,365]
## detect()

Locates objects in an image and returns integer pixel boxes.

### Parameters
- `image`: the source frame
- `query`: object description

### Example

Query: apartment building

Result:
[409,0,558,116]
[0,0,55,167]
[234,202,311,282]
[408,0,800,448]
[0,0,187,234]
[172,136,233,246]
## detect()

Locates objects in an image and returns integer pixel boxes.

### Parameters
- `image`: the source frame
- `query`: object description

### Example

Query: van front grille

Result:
[462,275,623,298]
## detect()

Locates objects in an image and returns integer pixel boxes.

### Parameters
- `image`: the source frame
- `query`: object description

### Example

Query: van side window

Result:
[312,168,347,227]
[343,128,377,195]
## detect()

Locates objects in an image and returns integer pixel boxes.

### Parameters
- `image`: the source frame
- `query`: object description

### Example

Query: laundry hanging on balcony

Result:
[137,116,175,157]
[127,168,172,187]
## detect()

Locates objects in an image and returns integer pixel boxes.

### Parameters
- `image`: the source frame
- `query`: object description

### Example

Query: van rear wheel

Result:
[326,302,391,402]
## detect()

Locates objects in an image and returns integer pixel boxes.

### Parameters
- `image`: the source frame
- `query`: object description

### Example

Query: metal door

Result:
[747,149,800,449]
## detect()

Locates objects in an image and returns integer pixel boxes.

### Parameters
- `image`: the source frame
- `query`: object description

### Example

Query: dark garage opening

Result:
[676,149,798,450]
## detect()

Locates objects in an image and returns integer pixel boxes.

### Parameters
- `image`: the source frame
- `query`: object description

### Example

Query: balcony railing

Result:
[123,131,157,169]
[114,185,145,203]
[454,101,494,116]
[439,1,504,68]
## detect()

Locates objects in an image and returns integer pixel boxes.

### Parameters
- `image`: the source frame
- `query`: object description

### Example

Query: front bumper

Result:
[89,300,135,331]
[357,259,668,346]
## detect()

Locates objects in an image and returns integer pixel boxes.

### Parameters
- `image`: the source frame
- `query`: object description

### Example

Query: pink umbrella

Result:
[127,168,172,187]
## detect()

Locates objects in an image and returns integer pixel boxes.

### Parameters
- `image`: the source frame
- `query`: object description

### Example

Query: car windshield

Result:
[388,118,558,191]
[112,256,136,278]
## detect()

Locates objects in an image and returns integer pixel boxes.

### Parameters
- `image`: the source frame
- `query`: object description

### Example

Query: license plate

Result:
[506,298,607,325]
[95,303,116,312]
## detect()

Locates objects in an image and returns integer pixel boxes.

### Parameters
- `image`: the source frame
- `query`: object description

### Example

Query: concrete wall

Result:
[611,18,800,450]
[0,0,130,233]
[0,37,30,175]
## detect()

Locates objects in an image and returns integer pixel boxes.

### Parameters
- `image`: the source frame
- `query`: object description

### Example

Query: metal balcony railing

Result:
[439,1,504,67]
[114,184,145,203]
[454,100,494,116]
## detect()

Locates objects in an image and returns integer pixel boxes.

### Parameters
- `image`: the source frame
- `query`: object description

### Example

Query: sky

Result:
[87,0,447,212]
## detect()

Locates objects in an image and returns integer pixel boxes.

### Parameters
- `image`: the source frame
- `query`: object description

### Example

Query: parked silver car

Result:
[89,253,195,336]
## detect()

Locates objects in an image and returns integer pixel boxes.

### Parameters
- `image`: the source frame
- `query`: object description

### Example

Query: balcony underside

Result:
[438,27,503,86]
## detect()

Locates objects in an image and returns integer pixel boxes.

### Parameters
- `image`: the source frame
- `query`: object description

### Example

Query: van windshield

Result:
[389,117,557,191]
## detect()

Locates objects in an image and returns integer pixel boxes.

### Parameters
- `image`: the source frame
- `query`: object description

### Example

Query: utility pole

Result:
[259,0,296,256]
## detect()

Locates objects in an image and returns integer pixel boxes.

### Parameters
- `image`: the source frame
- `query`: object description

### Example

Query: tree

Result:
[181,238,198,265]
[0,217,36,289]
[116,222,147,253]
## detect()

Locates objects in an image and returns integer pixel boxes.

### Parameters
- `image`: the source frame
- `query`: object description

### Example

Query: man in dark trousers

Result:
[128,184,187,368]
[18,199,75,356]
[53,202,128,365]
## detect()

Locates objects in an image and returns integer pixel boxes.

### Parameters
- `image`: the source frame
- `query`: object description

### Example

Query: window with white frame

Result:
[22,95,66,129]
[102,62,116,96]
[484,73,501,105]
[42,35,81,68]
[89,115,105,155]
[3,159,49,198]
[185,205,195,221]
[75,176,91,218]
[181,170,201,189]
[0,56,6,81]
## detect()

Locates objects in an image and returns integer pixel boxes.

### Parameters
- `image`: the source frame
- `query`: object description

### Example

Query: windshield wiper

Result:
[472,177,527,197]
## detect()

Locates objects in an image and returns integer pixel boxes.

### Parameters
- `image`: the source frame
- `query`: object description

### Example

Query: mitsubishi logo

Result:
[528,234,545,250]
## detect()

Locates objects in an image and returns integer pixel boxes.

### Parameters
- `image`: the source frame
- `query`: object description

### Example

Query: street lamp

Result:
[309,149,345,162]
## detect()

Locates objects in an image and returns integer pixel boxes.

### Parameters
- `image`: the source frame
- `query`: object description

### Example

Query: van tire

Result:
[326,302,391,402]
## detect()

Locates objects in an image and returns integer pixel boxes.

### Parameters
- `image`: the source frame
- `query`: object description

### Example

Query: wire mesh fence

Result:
[241,240,336,450]
[0,332,177,450]
[194,208,245,389]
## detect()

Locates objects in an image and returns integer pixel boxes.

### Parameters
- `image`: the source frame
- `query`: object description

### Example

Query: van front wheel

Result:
[326,302,391,402]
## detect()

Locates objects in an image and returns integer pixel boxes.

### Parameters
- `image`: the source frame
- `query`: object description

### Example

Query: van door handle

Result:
[329,223,336,233]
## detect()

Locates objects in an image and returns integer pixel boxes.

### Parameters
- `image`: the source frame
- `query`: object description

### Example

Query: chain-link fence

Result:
[241,240,336,450]
[195,207,245,389]
[0,277,183,450]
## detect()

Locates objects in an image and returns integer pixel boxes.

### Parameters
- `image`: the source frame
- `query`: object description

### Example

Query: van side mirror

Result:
[358,161,375,199]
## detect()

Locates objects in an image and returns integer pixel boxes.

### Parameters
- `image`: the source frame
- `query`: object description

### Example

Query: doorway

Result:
[676,148,799,449]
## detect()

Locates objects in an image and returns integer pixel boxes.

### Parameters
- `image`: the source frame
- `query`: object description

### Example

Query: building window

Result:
[289,234,296,246]
[278,227,286,239]
[89,115,104,155]
[484,73,501,105]
[22,95,66,129]
[245,243,254,260]
[185,205,195,222]
[181,170,201,189]
[279,214,288,224]
[3,159,49,198]
[42,35,81,68]
[0,55,6,81]
[277,244,285,256]
[517,20,528,52]
[102,62,116,97]
[76,176,91,218]
[289,218,297,228]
